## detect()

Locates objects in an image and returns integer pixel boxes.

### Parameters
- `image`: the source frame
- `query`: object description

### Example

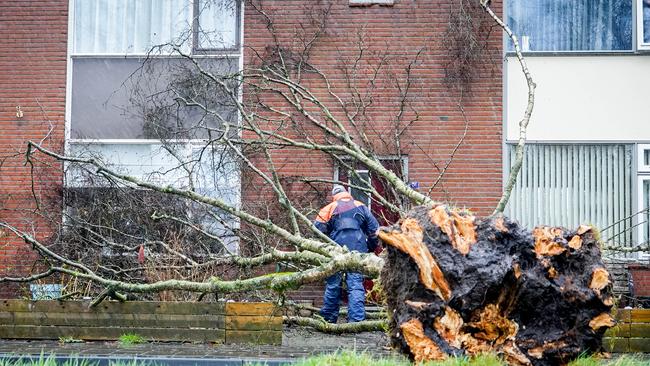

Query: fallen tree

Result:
[0,0,621,364]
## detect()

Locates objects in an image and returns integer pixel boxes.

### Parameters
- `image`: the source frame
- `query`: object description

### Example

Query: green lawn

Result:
[283,352,648,366]
[1,352,647,366]
[0,355,149,366]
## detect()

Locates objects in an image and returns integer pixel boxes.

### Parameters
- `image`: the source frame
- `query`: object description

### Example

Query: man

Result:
[314,184,379,323]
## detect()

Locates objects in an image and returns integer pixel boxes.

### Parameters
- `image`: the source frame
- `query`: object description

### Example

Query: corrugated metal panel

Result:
[506,144,634,247]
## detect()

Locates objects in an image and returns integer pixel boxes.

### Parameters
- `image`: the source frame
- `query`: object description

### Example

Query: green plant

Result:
[0,353,96,366]
[569,355,647,366]
[117,333,147,347]
[58,336,84,345]
[252,351,507,366]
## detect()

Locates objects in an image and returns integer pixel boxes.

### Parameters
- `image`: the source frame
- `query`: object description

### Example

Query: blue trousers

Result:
[319,272,365,323]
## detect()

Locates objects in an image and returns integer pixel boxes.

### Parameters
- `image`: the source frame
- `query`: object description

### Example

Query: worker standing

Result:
[314,184,379,323]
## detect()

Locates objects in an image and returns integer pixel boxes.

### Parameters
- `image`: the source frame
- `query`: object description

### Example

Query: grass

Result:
[58,336,84,345]
[247,351,648,366]
[117,333,147,347]
[0,354,153,366]
[0,351,645,366]
[568,355,648,366]
[283,352,507,366]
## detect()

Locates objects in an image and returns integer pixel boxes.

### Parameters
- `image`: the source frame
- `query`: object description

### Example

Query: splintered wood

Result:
[378,218,451,301]
[590,268,610,291]
[532,226,566,257]
[381,205,614,366]
[429,206,477,255]
[589,313,615,330]
[400,319,446,362]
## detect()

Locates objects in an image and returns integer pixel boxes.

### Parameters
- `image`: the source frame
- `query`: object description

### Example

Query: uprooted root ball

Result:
[379,205,614,366]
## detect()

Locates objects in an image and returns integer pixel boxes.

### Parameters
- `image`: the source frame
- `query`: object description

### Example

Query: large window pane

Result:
[507,0,632,51]
[74,0,239,54]
[67,143,240,197]
[506,144,634,248]
[64,142,241,254]
[197,0,239,50]
[74,0,193,54]
[70,57,239,139]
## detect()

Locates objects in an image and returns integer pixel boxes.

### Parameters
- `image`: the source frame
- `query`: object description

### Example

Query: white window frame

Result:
[637,0,650,51]
[638,144,650,172]
[65,0,245,164]
[636,176,650,259]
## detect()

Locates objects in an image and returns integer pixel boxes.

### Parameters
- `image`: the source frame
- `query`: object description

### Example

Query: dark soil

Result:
[380,205,614,366]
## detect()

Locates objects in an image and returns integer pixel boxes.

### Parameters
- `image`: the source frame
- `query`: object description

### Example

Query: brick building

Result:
[0,0,503,299]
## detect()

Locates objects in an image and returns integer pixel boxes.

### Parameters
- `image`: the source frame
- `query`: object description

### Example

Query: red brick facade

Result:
[0,0,503,299]
[630,264,650,298]
[0,1,68,298]
[242,0,503,214]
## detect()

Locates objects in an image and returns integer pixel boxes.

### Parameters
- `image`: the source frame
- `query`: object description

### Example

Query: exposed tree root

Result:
[380,205,614,366]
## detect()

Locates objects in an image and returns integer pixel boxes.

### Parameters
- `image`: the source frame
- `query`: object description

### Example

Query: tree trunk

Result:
[379,205,614,366]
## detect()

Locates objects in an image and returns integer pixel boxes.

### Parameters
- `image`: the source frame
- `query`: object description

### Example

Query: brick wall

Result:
[242,0,503,304]
[0,1,67,298]
[630,264,650,298]
[242,0,503,215]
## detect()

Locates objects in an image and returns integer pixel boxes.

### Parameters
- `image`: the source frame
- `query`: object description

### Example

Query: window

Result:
[335,157,407,226]
[506,144,635,251]
[65,142,242,253]
[507,0,633,51]
[349,0,395,6]
[349,170,372,207]
[66,143,240,203]
[70,0,241,141]
[641,0,650,49]
[73,0,239,54]
[639,144,650,172]
[67,1,242,249]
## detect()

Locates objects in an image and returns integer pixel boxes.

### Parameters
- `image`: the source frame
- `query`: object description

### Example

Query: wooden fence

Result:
[0,300,282,345]
[604,309,650,353]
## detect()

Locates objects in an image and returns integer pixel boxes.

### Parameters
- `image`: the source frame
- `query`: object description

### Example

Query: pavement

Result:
[0,327,395,365]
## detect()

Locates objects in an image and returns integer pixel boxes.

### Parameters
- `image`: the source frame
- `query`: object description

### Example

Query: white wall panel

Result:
[506,56,650,142]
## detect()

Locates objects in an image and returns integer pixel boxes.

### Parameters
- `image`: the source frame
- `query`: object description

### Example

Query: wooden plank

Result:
[602,338,628,353]
[604,324,631,338]
[628,338,650,352]
[225,315,282,331]
[0,312,225,329]
[225,330,282,345]
[225,302,280,316]
[0,325,225,343]
[630,310,650,323]
[0,300,224,315]
[629,323,650,338]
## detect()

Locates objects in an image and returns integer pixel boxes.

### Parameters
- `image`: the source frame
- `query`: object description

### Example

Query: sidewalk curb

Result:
[0,353,295,365]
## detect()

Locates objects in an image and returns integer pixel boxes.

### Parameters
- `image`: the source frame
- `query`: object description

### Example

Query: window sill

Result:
[504,50,647,57]
[70,53,240,59]
[349,0,395,6]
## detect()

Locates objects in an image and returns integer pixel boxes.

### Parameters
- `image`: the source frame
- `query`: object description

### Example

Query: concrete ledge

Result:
[0,353,294,366]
